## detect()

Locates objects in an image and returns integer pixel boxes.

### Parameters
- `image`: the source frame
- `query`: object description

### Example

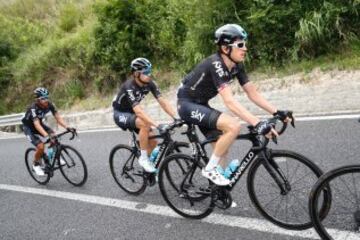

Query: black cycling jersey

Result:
[177,53,249,103]
[112,78,161,112]
[21,102,57,131]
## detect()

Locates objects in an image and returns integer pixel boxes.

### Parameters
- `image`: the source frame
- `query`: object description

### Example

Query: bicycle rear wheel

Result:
[109,144,146,195]
[310,165,360,240]
[158,153,213,219]
[247,149,331,230]
[25,148,50,185]
[59,145,88,186]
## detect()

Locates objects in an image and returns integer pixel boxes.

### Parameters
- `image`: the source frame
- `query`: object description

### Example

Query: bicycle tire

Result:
[158,153,213,219]
[25,148,50,185]
[309,165,360,240]
[109,144,146,195]
[59,145,88,186]
[247,149,331,230]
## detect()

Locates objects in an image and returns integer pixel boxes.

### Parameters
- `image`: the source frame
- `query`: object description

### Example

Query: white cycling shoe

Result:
[32,164,45,176]
[138,158,157,173]
[201,168,230,186]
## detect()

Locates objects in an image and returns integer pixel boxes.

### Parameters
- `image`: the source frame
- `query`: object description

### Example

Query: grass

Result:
[253,40,360,79]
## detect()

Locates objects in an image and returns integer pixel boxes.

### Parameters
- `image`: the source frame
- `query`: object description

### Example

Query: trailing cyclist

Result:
[177,24,291,186]
[112,58,178,173]
[22,87,76,176]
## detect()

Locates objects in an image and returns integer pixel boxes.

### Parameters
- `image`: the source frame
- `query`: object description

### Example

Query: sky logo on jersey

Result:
[191,109,205,122]
[118,115,127,123]
[212,61,225,78]
[127,90,136,101]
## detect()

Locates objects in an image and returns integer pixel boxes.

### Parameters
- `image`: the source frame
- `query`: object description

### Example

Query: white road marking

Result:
[0,113,359,141]
[0,183,325,239]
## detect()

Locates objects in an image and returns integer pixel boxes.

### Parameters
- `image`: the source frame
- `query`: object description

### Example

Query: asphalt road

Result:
[0,116,359,240]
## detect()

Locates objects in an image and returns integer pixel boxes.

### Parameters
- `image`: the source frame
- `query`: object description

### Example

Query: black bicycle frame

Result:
[185,126,290,193]
[129,129,177,169]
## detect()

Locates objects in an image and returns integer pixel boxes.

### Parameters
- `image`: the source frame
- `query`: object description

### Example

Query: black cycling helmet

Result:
[34,87,49,99]
[215,24,248,45]
[130,57,152,74]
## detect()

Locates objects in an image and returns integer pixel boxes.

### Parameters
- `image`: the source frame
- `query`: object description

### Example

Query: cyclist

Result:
[112,57,178,173]
[177,24,291,186]
[22,87,75,176]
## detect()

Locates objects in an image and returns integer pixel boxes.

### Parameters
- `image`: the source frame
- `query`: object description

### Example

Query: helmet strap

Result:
[219,46,238,64]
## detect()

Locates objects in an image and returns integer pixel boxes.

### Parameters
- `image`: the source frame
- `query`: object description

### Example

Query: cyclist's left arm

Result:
[50,103,69,129]
[242,82,277,115]
[150,80,176,119]
[157,97,176,119]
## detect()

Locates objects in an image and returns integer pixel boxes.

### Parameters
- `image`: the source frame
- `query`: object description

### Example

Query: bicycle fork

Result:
[261,151,291,195]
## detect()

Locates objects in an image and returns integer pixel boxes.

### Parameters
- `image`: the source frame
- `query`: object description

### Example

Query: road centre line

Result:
[0,183,322,239]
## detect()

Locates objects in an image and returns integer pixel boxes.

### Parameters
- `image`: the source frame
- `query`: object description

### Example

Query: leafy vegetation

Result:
[0,0,359,115]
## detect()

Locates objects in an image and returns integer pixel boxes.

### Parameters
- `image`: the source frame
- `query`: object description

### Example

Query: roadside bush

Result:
[59,3,81,32]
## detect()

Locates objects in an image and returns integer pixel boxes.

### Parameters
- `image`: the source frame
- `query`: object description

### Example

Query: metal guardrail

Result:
[0,113,24,127]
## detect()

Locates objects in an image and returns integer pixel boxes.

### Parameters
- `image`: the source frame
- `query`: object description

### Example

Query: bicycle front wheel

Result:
[247,149,331,230]
[59,145,88,186]
[25,148,50,185]
[158,153,213,219]
[109,144,146,195]
[310,165,360,240]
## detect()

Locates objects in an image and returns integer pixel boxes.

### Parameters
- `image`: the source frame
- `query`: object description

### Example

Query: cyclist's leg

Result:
[135,117,157,172]
[24,125,45,175]
[213,113,241,167]
[178,100,235,185]
[147,130,158,155]
[135,117,152,154]
[209,142,229,169]
[114,110,156,172]
[23,125,44,164]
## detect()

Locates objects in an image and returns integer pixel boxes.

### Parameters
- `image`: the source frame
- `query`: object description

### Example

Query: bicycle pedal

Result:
[147,175,156,187]
[212,188,232,210]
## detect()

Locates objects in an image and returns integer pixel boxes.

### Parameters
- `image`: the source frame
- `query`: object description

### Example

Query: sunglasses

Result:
[142,69,152,76]
[38,97,49,101]
[228,41,247,49]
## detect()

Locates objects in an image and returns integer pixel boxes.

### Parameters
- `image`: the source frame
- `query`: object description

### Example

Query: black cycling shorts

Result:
[23,124,54,146]
[177,99,222,139]
[113,110,138,133]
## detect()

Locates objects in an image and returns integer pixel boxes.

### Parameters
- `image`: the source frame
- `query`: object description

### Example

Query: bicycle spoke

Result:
[290,171,315,186]
[291,193,308,215]
[339,175,360,202]
[331,183,358,206]
[273,195,285,218]
[262,194,282,209]
[287,162,300,183]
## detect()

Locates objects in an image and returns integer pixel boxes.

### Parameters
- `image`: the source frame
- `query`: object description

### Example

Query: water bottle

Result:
[47,147,54,163]
[223,159,240,179]
[149,146,160,162]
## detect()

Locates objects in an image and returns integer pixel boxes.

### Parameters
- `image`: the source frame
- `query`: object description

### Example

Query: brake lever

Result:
[287,111,295,128]
[272,135,278,144]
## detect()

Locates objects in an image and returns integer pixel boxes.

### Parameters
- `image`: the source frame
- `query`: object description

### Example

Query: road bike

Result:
[158,113,331,230]
[25,129,87,186]
[109,120,189,195]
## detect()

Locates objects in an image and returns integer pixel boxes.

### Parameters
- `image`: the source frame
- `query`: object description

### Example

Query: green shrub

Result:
[59,3,80,32]
[65,78,85,100]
